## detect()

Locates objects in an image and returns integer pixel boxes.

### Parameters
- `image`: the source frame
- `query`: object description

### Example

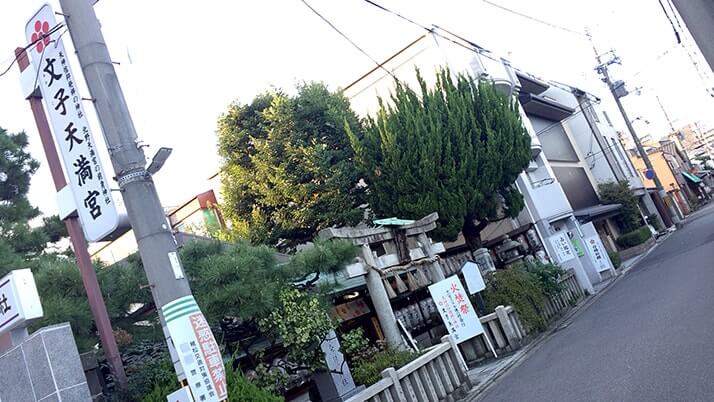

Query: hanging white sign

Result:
[428,276,483,343]
[25,4,118,242]
[549,233,576,263]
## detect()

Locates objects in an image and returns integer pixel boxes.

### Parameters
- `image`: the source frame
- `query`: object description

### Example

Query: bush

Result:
[352,348,420,386]
[608,251,621,269]
[140,359,283,402]
[616,226,652,249]
[523,262,565,297]
[482,269,547,332]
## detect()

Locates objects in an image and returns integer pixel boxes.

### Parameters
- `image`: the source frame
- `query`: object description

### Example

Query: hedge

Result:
[616,226,652,249]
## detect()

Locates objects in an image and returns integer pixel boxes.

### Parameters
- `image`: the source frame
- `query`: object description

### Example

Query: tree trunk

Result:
[462,217,489,251]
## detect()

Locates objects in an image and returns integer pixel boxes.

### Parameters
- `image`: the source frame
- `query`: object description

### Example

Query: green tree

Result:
[0,127,67,276]
[598,181,643,232]
[217,83,366,248]
[348,68,532,247]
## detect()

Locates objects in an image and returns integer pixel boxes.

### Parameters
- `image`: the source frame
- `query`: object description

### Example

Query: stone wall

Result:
[0,323,92,401]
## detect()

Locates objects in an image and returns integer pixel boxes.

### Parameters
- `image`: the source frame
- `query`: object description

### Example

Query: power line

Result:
[658,0,681,44]
[299,0,396,80]
[358,0,500,63]
[480,0,586,37]
[0,22,64,79]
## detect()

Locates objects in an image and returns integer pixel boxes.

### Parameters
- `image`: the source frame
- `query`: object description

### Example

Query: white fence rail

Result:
[345,335,472,402]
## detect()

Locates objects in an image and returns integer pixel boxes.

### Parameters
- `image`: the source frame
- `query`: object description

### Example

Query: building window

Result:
[603,111,613,126]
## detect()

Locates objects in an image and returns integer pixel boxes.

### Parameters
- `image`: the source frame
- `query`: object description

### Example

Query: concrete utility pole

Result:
[587,32,680,227]
[58,0,213,379]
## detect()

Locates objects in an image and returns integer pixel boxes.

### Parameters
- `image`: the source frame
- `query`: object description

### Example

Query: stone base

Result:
[0,323,92,402]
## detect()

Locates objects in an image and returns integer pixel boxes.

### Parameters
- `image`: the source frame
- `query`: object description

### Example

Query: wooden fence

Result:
[539,270,584,323]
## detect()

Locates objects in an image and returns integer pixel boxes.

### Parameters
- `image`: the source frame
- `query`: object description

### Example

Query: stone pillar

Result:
[418,233,445,281]
[362,245,404,350]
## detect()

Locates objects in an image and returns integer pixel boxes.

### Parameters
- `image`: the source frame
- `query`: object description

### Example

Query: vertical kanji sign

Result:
[25,4,118,242]
[428,276,484,343]
[549,232,576,264]
[162,296,227,402]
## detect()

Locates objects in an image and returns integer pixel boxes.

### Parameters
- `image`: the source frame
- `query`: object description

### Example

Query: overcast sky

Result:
[1,0,713,222]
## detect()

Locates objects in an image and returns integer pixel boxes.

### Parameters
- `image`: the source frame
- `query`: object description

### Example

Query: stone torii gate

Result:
[319,213,446,349]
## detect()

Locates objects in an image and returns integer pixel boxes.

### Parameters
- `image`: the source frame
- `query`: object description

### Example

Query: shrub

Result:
[608,251,621,269]
[616,226,652,249]
[352,348,420,386]
[523,262,564,297]
[482,269,547,332]
[140,360,283,402]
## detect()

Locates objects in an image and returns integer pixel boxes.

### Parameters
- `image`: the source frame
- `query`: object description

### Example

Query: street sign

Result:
[0,269,43,335]
[644,169,655,180]
[461,261,485,295]
[161,296,227,402]
[428,276,483,343]
[25,4,118,242]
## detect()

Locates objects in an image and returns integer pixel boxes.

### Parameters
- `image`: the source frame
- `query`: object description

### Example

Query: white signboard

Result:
[0,269,43,334]
[549,233,576,263]
[26,5,118,242]
[461,261,485,295]
[320,330,356,396]
[162,296,227,402]
[428,276,483,343]
[585,235,612,273]
[166,386,194,402]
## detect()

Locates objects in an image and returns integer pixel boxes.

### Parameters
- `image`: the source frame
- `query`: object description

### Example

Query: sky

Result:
[1,0,713,222]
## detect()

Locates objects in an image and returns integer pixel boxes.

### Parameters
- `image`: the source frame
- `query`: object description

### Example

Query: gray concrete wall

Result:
[0,323,92,402]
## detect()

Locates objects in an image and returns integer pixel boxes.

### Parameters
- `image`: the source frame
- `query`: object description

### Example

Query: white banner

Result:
[162,296,227,402]
[428,276,483,343]
[585,235,612,272]
[549,233,576,263]
[25,5,118,242]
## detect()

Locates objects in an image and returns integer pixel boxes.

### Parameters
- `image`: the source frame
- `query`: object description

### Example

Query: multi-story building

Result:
[344,33,628,292]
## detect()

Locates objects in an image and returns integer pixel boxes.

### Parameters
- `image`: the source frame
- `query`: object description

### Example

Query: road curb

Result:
[460,233,672,402]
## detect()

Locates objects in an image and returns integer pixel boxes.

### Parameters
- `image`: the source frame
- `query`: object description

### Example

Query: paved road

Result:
[479,203,714,402]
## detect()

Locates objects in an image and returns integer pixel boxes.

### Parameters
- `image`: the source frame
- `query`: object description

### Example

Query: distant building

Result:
[89,189,223,265]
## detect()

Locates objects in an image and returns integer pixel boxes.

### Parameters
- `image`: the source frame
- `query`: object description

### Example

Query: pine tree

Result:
[217,83,366,248]
[348,68,532,248]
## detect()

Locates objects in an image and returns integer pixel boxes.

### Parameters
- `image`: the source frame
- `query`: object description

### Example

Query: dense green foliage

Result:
[348,68,531,246]
[616,226,653,249]
[598,181,643,233]
[482,268,548,331]
[482,262,566,332]
[0,127,67,276]
[523,261,565,297]
[352,348,420,386]
[140,359,284,402]
[608,251,622,269]
[217,83,365,248]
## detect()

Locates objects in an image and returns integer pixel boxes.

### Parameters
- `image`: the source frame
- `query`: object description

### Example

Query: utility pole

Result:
[586,31,680,227]
[58,0,224,391]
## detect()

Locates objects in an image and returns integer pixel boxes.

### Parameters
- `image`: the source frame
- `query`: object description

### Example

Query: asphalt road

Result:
[479,202,714,402]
